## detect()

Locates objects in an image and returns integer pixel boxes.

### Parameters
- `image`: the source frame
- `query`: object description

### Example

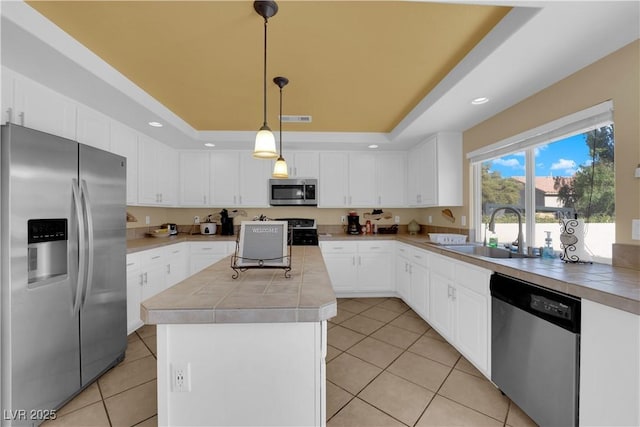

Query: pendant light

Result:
[253,1,279,159]
[272,76,289,178]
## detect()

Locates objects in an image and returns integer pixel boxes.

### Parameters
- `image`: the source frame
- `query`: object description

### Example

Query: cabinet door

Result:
[110,122,139,204]
[142,262,167,300]
[13,75,76,140]
[290,152,319,178]
[454,285,488,374]
[76,105,110,151]
[322,253,358,292]
[319,152,349,207]
[165,244,188,287]
[348,153,377,207]
[428,271,453,339]
[358,253,393,292]
[137,135,160,205]
[395,255,411,301]
[179,151,210,206]
[420,139,438,206]
[189,242,231,275]
[377,152,406,207]
[156,144,178,205]
[210,151,240,206]
[410,262,429,319]
[126,254,143,335]
[2,71,14,125]
[239,154,270,206]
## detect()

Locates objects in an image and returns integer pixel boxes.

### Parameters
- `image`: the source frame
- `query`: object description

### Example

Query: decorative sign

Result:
[237,221,289,267]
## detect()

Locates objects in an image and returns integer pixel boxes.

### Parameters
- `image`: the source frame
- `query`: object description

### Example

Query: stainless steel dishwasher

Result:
[491,273,581,427]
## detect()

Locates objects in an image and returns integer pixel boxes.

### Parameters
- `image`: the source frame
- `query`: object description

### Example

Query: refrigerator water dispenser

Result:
[27,219,68,285]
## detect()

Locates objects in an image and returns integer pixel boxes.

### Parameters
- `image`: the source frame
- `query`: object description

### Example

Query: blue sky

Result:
[485,134,592,178]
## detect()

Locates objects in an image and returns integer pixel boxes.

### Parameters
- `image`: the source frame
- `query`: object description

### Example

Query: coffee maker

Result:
[220,209,234,236]
[347,215,361,235]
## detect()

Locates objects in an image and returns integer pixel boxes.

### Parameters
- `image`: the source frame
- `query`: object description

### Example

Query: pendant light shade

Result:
[272,76,289,178]
[253,1,279,159]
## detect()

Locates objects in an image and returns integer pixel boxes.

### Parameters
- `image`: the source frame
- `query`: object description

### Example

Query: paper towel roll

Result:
[559,219,592,263]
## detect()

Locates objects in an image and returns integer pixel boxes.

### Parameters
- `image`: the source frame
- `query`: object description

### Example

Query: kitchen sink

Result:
[442,245,532,259]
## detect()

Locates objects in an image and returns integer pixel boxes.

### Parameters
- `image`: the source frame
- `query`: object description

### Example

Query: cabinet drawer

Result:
[164,242,186,257]
[430,253,454,278]
[126,253,141,272]
[319,241,357,254]
[454,263,490,296]
[140,247,165,265]
[409,247,429,267]
[358,241,393,253]
[190,242,230,255]
[396,243,411,258]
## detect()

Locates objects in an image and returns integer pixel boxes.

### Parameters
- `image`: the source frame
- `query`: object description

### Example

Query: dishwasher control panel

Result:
[530,294,572,320]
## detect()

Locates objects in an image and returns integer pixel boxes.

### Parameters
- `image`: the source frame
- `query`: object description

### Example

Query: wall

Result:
[459,40,639,246]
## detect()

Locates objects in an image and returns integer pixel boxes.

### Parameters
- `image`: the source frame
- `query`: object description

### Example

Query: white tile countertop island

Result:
[140,246,336,427]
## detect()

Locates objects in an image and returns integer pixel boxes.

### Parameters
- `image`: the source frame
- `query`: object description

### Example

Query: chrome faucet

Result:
[487,207,525,254]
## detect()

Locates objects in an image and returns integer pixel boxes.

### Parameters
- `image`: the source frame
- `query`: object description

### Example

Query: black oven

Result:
[277,218,318,246]
[269,179,317,206]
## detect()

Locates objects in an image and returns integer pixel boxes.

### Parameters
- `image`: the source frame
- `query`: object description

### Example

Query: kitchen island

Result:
[140,245,336,427]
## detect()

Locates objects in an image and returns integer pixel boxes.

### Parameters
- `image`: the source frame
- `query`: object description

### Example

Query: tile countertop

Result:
[127,233,238,253]
[322,233,639,315]
[140,246,337,324]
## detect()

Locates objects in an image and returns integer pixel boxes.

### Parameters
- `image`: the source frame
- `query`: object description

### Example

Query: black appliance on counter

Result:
[347,215,361,235]
[276,218,318,246]
[220,209,234,235]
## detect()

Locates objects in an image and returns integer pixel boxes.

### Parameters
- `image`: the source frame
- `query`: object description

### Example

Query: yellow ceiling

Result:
[26,1,510,133]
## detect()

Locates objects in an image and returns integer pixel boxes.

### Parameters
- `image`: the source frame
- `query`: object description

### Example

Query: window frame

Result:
[469,101,613,248]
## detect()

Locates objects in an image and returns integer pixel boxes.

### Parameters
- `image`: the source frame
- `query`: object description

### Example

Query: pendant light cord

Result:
[262,17,269,128]
[279,85,283,155]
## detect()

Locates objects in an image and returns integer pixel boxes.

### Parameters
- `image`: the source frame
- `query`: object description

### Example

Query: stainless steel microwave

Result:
[269,178,318,206]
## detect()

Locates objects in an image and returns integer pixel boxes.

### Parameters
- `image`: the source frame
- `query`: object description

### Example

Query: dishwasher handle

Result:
[490,273,581,333]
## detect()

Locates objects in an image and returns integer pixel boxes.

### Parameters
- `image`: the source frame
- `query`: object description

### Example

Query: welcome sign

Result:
[237,221,289,267]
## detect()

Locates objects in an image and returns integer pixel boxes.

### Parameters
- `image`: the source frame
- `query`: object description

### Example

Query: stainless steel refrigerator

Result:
[1,124,127,426]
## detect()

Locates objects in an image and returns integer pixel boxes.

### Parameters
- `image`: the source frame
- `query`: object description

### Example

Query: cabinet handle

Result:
[349,196,352,205]
[343,196,346,205]
[167,264,171,274]
[233,196,237,204]
[409,264,412,274]
[151,255,160,260]
[352,256,356,266]
[404,262,408,273]
[201,247,212,251]
[358,256,361,266]
[378,196,381,205]
[203,195,207,205]
[370,246,381,250]
[332,246,344,250]
[239,195,242,205]
[447,285,451,298]
[18,111,24,126]
[6,107,12,124]
[138,273,143,286]
[127,262,135,267]
[143,272,148,284]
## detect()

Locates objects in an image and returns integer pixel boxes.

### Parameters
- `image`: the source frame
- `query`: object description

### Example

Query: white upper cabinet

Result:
[2,69,15,125]
[8,70,77,140]
[179,151,210,206]
[76,105,110,151]
[210,151,240,206]
[110,121,139,205]
[348,153,377,207]
[138,135,177,206]
[209,151,270,207]
[318,152,349,207]
[376,151,406,207]
[238,154,271,207]
[286,151,319,178]
[408,132,462,207]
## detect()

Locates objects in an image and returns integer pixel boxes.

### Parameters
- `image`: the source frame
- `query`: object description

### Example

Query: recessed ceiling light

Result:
[368,144,379,149]
[148,121,163,127]
[471,97,489,105]
[204,143,216,148]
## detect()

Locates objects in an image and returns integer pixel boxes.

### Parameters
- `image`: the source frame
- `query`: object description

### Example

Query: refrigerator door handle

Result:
[80,179,95,310]
[72,179,86,315]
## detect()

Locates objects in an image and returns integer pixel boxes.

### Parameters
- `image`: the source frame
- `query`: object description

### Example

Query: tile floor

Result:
[44,297,538,426]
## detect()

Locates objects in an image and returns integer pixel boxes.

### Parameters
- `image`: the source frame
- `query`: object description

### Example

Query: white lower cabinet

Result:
[189,241,234,275]
[165,243,188,287]
[428,252,491,376]
[140,247,168,301]
[126,253,143,335]
[396,243,429,319]
[320,241,394,295]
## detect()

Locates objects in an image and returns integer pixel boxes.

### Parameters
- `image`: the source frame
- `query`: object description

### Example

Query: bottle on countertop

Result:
[365,220,371,234]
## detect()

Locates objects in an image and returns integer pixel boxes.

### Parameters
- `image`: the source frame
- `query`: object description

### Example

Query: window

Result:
[469,102,615,263]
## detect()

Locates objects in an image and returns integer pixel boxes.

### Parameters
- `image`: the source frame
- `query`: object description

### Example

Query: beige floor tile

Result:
[104,380,157,427]
[438,369,509,421]
[123,336,153,365]
[359,371,434,426]
[339,314,386,335]
[134,415,158,427]
[377,298,410,314]
[408,335,461,367]
[339,299,371,314]
[326,353,382,395]
[98,355,157,398]
[506,401,539,427]
[424,327,446,342]
[387,351,452,392]
[135,324,156,339]
[330,309,357,325]
[326,345,343,362]
[327,398,405,427]
[128,332,141,343]
[454,356,484,378]
[390,313,431,334]
[42,401,110,427]
[327,321,337,330]
[141,334,157,356]
[370,324,421,349]
[326,381,354,420]
[55,382,102,418]
[328,325,366,351]
[359,306,402,323]
[346,337,404,369]
[416,395,504,427]
[355,297,389,306]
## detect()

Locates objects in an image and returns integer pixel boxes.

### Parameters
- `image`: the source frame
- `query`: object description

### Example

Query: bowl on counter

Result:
[200,223,217,235]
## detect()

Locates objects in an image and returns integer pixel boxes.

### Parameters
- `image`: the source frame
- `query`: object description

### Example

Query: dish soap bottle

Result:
[488,230,498,248]
[542,231,554,258]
